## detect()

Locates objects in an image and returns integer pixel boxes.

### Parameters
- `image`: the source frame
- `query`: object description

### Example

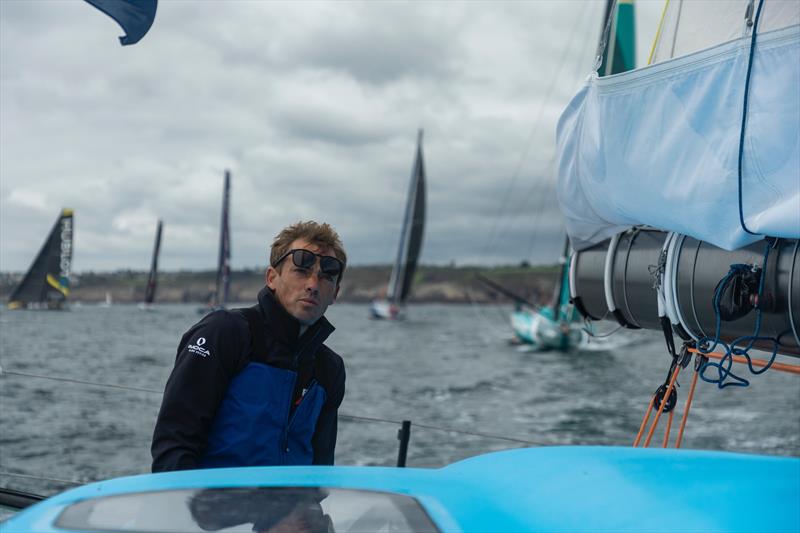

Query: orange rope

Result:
[633,393,657,447]
[661,409,675,448]
[634,347,798,450]
[688,347,800,375]
[643,364,682,448]
[675,363,701,449]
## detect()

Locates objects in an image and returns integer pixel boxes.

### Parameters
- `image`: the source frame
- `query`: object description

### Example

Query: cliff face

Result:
[0,266,559,305]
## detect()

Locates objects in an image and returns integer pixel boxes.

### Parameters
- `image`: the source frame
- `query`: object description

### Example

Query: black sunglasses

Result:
[273,249,343,279]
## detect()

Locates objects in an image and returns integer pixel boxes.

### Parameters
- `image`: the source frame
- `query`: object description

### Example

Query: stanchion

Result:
[396,420,411,467]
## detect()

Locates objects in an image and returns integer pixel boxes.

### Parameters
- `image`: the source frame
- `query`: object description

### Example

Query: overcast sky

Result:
[0,0,662,272]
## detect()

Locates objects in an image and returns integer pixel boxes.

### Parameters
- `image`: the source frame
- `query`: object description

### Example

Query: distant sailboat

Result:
[370,130,426,320]
[99,291,113,308]
[510,241,585,350]
[139,219,163,310]
[200,171,231,314]
[7,209,74,310]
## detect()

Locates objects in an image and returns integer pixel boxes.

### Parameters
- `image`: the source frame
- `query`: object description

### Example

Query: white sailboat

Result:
[370,130,427,320]
[99,291,113,308]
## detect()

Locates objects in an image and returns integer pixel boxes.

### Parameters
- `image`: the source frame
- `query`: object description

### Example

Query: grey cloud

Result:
[1,1,663,272]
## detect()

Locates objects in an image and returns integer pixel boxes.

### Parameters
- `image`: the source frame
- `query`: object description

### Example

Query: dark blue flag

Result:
[84,0,157,46]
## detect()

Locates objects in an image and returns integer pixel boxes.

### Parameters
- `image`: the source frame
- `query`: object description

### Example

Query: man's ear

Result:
[266,266,278,290]
[333,283,340,303]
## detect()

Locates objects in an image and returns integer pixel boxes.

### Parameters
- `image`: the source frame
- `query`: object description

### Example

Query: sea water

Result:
[1,303,798,497]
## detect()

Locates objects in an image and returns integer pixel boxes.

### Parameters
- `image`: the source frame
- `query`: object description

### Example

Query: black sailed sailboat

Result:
[200,170,231,314]
[7,209,74,310]
[215,170,232,308]
[370,130,426,320]
[140,219,163,309]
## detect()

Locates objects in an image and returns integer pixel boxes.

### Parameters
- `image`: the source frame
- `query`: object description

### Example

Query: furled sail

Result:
[143,219,163,305]
[556,0,800,252]
[8,209,74,310]
[387,130,426,304]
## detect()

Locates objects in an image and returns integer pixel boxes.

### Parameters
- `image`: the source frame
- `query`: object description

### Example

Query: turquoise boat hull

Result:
[5,446,799,532]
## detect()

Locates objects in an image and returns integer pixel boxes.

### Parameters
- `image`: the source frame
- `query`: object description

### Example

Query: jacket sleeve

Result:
[311,352,346,465]
[151,311,248,472]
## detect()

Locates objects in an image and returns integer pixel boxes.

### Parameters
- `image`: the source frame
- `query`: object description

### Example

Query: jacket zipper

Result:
[282,327,324,463]
[282,379,319,464]
[280,373,297,464]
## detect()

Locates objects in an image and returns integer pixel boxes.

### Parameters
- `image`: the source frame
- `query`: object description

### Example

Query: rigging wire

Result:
[340,414,544,447]
[480,1,597,264]
[1,369,162,395]
[1,367,545,450]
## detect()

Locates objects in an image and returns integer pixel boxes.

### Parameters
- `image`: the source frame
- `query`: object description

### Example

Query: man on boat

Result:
[151,221,347,471]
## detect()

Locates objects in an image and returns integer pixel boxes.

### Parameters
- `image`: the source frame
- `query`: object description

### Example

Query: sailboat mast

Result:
[553,236,571,318]
[387,130,424,303]
[144,219,163,304]
[215,170,231,307]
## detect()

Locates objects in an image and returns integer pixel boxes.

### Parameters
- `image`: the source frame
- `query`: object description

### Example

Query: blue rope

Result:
[737,0,765,236]
[698,240,779,388]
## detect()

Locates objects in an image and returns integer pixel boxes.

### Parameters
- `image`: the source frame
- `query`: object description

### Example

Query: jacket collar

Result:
[257,286,334,350]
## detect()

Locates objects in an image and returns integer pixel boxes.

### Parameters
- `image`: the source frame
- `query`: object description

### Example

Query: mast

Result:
[7,209,74,310]
[387,129,426,304]
[214,170,231,307]
[143,219,163,304]
[553,237,571,319]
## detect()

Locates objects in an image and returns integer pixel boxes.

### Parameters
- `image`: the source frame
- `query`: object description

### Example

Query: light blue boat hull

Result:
[511,308,584,350]
[6,446,799,532]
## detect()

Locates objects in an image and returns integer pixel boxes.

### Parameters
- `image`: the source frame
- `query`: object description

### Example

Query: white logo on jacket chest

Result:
[188,337,211,357]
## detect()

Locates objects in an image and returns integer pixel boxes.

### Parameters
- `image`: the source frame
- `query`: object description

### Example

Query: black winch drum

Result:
[570,231,800,357]
[570,229,667,330]
[569,239,609,322]
[671,236,799,357]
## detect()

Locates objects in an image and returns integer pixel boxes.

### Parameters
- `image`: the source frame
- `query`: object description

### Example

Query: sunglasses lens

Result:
[291,249,317,269]
[282,249,341,278]
[320,256,342,277]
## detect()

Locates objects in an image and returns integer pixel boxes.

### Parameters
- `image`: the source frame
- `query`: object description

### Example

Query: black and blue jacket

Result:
[151,287,345,472]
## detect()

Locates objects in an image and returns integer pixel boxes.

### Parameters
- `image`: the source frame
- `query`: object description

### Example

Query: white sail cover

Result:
[556,0,800,251]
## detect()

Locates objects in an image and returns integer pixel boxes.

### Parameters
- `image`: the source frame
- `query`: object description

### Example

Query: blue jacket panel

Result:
[199,363,328,467]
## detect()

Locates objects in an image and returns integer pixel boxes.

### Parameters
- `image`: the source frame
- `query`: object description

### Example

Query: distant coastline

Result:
[0,264,559,305]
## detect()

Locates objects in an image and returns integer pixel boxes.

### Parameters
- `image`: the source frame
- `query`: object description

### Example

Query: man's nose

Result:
[305,270,322,291]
